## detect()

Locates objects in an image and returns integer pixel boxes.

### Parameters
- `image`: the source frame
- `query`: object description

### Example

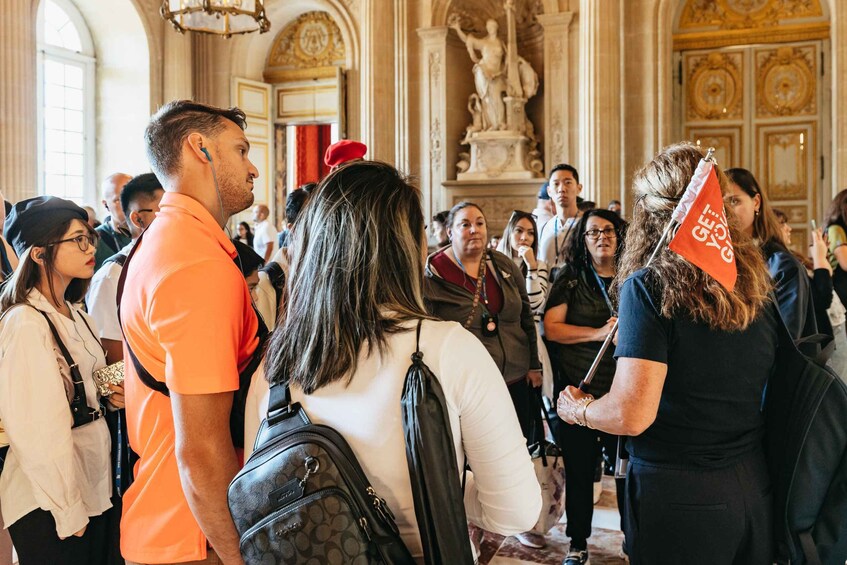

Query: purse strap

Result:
[414,319,469,494]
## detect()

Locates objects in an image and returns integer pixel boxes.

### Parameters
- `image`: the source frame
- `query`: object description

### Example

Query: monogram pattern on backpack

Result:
[230,444,343,535]
[240,489,372,564]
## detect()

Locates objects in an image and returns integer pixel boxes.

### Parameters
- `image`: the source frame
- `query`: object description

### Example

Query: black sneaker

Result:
[562,548,590,565]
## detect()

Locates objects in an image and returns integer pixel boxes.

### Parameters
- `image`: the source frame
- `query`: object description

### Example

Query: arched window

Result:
[37,0,95,204]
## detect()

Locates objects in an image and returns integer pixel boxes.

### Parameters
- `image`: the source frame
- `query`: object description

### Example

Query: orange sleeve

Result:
[149,259,248,395]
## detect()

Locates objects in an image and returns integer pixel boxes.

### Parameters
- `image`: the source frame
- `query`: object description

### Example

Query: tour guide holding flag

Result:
[557,142,778,564]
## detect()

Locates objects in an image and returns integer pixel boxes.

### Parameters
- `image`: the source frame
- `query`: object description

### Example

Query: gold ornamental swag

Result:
[161,0,271,38]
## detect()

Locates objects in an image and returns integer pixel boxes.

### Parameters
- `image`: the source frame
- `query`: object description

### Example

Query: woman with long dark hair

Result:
[233,220,253,248]
[245,162,541,560]
[0,196,114,565]
[543,208,626,565]
[497,210,552,394]
[725,167,817,341]
[557,143,777,563]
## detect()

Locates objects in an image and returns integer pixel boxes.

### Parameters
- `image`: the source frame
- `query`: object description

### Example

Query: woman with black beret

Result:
[0,196,118,565]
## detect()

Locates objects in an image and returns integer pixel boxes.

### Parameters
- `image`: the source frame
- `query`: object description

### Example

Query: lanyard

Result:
[590,265,617,317]
[454,252,488,305]
[554,215,577,263]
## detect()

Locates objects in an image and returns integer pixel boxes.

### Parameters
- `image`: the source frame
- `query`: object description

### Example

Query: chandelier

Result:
[161,0,271,38]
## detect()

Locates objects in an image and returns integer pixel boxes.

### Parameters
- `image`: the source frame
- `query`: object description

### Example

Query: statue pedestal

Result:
[457,130,542,181]
[441,177,542,235]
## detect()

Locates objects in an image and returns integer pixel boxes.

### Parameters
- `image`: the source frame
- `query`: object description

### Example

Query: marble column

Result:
[417,27,449,221]
[833,3,847,195]
[0,0,38,203]
[537,11,574,170]
[163,29,193,103]
[361,0,396,163]
[578,0,622,207]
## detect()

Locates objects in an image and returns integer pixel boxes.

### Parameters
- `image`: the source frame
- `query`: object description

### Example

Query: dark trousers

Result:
[625,448,773,565]
[557,421,625,549]
[8,508,108,565]
[508,379,543,446]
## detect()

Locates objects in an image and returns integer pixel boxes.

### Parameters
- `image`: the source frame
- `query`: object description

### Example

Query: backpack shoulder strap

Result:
[116,230,171,397]
[103,252,128,268]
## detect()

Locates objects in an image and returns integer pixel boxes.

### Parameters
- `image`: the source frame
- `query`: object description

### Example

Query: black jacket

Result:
[764,240,818,341]
[424,249,540,384]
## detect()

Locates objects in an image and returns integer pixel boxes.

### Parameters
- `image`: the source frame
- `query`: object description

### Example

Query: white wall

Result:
[71,0,151,187]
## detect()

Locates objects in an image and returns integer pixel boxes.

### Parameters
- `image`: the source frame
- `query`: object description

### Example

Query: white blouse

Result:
[0,289,112,537]
[245,319,542,560]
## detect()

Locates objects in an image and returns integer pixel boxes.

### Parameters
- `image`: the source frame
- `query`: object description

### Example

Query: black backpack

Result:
[228,384,414,564]
[765,310,847,564]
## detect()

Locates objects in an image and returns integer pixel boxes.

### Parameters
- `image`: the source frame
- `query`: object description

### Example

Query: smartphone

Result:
[811,219,818,231]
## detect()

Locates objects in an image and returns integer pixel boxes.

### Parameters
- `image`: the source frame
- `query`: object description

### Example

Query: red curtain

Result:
[295,124,332,186]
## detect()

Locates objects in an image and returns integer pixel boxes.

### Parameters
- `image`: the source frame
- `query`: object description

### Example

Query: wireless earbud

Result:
[200,147,212,162]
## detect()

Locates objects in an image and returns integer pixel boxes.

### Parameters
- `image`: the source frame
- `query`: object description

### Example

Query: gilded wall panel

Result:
[685,51,744,121]
[684,126,741,167]
[756,45,816,118]
[757,122,815,201]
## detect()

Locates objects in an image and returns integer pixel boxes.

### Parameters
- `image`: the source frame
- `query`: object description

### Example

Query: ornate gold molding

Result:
[264,66,339,83]
[678,0,823,31]
[673,22,829,51]
[686,51,744,121]
[264,11,345,84]
[756,45,816,118]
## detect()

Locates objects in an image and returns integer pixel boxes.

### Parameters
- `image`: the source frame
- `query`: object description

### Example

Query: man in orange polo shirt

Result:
[120,100,259,565]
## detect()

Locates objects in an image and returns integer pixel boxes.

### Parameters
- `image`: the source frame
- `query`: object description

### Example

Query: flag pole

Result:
[578,147,715,391]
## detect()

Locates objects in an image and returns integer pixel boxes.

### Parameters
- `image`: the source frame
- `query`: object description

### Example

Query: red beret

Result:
[324,140,367,168]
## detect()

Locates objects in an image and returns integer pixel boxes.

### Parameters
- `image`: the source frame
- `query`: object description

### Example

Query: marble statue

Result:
[449,17,508,131]
[447,2,543,180]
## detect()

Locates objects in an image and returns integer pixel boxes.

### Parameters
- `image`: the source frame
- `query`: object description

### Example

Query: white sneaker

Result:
[514,531,546,548]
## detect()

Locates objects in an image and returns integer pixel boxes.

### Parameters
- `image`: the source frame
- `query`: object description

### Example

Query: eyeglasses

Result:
[584,228,617,240]
[48,233,98,252]
[136,209,155,214]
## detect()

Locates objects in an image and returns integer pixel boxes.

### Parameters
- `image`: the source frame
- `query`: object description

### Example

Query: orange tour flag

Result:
[668,160,737,291]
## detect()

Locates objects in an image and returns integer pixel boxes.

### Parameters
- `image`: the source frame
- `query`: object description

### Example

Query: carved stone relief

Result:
[678,0,823,30]
[756,45,816,117]
[430,119,442,172]
[267,11,345,69]
[686,51,744,120]
[429,52,441,87]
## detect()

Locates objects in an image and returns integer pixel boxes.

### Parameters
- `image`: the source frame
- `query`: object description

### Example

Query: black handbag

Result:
[401,320,474,564]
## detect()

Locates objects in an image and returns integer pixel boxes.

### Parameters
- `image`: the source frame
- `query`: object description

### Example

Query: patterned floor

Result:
[481,476,627,565]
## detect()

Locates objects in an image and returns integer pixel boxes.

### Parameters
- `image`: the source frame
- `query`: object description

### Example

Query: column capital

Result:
[417,26,449,44]
[537,11,574,30]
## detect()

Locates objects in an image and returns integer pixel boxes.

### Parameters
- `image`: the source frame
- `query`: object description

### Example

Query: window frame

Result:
[36,0,96,205]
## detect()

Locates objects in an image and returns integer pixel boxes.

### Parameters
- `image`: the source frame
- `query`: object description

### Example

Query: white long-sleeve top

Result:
[245,319,542,560]
[0,290,112,537]
[513,257,549,322]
